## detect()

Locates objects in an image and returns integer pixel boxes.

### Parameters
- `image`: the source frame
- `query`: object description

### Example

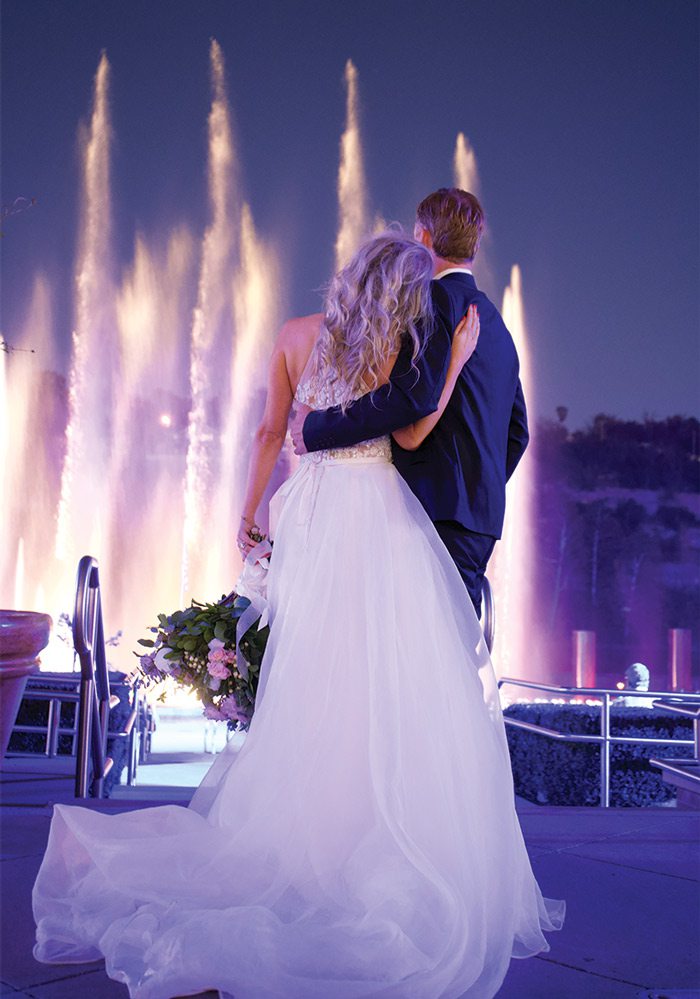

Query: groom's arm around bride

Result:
[292,188,529,617]
[295,278,456,451]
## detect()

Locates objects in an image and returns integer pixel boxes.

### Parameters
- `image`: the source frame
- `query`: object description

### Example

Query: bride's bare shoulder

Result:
[277,313,324,350]
[277,314,324,389]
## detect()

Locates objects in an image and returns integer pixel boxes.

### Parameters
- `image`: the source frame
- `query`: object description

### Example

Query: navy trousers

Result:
[433,520,497,619]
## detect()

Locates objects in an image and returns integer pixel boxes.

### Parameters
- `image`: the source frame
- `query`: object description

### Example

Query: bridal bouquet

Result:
[135,541,272,729]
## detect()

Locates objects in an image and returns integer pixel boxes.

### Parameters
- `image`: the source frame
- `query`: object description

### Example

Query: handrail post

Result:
[73,556,112,799]
[75,674,93,797]
[90,685,106,798]
[46,698,61,758]
[600,693,611,807]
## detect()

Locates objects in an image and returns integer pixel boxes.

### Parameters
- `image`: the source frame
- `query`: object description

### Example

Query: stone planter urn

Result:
[0,610,52,759]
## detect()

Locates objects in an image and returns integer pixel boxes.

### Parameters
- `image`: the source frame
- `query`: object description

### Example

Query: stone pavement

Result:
[1,750,698,998]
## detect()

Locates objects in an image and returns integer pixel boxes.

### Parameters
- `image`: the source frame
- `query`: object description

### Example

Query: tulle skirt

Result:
[33,452,564,998]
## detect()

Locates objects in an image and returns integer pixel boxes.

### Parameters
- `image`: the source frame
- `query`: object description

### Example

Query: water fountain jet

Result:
[335,60,368,269]
[452,132,496,301]
[55,53,114,575]
[182,39,237,604]
[490,264,542,680]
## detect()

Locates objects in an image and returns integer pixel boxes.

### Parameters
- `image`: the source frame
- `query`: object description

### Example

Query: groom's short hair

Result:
[416,188,484,261]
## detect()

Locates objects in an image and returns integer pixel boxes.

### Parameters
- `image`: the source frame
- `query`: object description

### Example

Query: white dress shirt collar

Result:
[436,267,473,279]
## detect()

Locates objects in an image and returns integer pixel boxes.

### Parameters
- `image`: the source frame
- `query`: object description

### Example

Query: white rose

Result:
[154,646,174,674]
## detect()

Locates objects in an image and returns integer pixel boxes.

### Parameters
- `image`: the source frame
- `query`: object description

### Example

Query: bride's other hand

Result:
[450,305,480,372]
[236,516,259,559]
[290,403,312,455]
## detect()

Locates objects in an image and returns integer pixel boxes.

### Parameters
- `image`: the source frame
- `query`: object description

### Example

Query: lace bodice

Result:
[295,375,392,463]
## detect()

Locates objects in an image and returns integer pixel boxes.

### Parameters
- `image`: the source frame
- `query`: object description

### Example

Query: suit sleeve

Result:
[505,378,529,480]
[302,282,454,452]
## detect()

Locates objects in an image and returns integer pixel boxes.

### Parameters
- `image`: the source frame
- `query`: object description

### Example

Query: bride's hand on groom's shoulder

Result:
[290,403,312,455]
[450,305,480,372]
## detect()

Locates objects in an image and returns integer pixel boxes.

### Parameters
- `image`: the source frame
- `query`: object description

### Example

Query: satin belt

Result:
[270,452,391,543]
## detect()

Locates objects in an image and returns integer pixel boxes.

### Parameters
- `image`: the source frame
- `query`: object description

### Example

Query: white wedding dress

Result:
[33,373,564,998]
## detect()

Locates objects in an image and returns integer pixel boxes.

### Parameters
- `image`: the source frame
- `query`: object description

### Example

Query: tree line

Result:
[531,415,699,685]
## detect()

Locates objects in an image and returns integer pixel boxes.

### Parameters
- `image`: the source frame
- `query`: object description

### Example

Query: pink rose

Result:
[208,660,231,680]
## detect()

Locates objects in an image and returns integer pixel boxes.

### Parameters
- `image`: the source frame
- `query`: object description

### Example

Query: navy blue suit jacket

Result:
[302,272,528,539]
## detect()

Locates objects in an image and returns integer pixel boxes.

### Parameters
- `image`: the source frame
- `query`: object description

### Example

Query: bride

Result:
[33,231,564,998]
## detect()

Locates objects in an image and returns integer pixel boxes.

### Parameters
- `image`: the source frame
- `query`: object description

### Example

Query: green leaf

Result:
[137,639,155,647]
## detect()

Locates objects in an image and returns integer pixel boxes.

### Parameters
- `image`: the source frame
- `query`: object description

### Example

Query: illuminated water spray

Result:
[453,133,539,678]
[55,53,114,567]
[490,265,539,679]
[453,132,496,301]
[335,60,368,269]
[2,42,282,664]
[218,204,283,551]
[106,227,194,636]
[0,277,59,623]
[453,132,479,192]
[13,539,25,610]
[182,39,236,602]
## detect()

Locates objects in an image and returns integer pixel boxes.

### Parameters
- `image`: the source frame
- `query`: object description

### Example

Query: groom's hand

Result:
[290,403,312,455]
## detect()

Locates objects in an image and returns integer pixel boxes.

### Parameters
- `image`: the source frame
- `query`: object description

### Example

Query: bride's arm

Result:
[392,305,479,452]
[237,330,294,552]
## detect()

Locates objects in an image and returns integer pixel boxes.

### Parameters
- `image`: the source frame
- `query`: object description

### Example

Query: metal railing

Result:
[9,671,148,787]
[498,677,700,808]
[73,556,144,798]
[73,556,114,797]
[649,699,700,790]
[10,675,82,757]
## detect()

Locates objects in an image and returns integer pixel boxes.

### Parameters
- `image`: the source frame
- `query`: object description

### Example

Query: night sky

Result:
[2,0,698,428]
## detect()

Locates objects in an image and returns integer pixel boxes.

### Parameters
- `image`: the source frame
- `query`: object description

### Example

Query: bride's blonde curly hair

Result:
[311,230,434,411]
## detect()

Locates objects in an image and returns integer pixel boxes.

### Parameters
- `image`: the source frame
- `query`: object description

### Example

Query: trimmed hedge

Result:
[504,703,694,807]
[10,694,76,755]
[7,672,134,798]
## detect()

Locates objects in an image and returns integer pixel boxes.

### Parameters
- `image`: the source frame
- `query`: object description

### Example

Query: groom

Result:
[291,188,529,618]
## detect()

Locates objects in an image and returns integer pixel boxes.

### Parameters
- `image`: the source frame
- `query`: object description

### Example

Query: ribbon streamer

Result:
[234,539,272,677]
